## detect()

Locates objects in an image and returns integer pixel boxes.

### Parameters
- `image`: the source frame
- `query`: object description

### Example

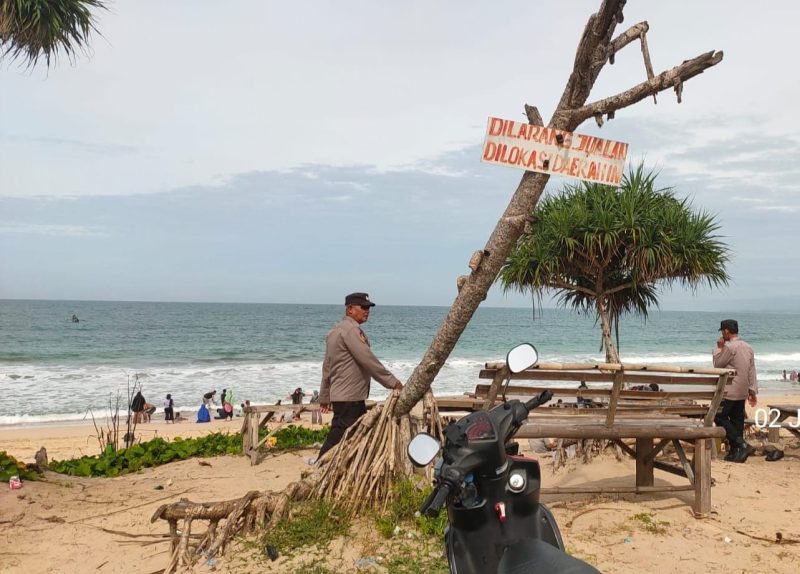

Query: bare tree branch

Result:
[567,50,723,129]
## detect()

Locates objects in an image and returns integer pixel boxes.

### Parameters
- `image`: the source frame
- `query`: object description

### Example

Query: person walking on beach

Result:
[713,319,758,463]
[317,292,403,460]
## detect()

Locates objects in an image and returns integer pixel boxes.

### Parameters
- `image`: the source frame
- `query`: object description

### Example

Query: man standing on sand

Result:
[713,319,758,463]
[316,293,403,460]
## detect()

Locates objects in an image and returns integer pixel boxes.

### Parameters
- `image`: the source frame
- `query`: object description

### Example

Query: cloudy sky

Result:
[1,1,798,310]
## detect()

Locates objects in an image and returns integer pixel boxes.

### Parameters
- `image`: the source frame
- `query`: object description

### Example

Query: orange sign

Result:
[481,117,628,185]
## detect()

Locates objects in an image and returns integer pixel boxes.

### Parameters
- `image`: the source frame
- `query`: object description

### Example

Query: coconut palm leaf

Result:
[0,0,106,68]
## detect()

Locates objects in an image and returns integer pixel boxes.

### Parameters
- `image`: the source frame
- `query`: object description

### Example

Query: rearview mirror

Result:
[506,343,539,374]
[407,433,441,467]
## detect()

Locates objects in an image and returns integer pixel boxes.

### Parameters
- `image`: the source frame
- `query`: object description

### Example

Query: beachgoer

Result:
[164,394,174,422]
[291,387,304,405]
[317,292,403,460]
[783,370,787,380]
[142,402,156,423]
[713,319,758,463]
[215,389,229,419]
[223,388,234,420]
[197,401,211,423]
[576,381,591,407]
[310,390,322,425]
[203,390,216,407]
[790,370,798,382]
[71,314,79,323]
[130,391,146,424]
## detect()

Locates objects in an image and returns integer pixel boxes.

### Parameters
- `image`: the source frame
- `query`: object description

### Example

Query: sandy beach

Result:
[2,398,799,573]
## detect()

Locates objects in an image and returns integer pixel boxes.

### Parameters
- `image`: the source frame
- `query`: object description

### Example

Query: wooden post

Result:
[605,370,624,427]
[482,366,509,410]
[635,438,654,487]
[249,412,259,466]
[693,438,712,517]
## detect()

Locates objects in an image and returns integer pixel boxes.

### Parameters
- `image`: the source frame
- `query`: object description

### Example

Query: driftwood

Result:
[152,2,724,570]
[152,392,431,573]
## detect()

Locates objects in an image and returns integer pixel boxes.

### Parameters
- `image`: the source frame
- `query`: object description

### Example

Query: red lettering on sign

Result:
[488,117,505,136]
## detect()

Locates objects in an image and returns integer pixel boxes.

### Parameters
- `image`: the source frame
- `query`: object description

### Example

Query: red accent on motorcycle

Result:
[494,502,507,524]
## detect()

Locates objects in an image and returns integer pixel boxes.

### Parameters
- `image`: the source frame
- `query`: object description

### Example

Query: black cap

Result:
[719,319,738,333]
[345,292,376,307]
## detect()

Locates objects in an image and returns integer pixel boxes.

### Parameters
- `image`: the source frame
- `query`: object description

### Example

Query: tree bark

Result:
[396,0,722,416]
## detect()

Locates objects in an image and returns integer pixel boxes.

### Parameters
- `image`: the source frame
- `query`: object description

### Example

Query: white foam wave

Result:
[4,351,800,424]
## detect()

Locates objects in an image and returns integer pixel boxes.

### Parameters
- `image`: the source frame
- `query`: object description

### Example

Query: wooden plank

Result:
[606,371,624,427]
[643,438,671,465]
[542,484,694,495]
[652,460,690,479]
[475,384,716,400]
[478,370,721,386]
[484,361,734,376]
[515,423,725,440]
[704,373,728,426]
[613,439,636,459]
[672,439,695,484]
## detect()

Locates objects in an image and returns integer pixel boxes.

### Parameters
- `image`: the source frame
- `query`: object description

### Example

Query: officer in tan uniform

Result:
[713,319,758,463]
[317,292,403,459]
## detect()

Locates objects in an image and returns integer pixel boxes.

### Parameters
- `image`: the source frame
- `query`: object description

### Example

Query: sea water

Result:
[1,300,798,425]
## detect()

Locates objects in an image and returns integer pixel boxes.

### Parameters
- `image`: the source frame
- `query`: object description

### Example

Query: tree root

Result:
[152,391,432,573]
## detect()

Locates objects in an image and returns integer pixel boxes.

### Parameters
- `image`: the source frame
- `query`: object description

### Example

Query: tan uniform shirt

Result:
[712,336,758,401]
[319,316,400,403]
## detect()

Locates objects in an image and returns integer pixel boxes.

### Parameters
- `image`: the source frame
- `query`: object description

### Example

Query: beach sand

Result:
[1,399,799,573]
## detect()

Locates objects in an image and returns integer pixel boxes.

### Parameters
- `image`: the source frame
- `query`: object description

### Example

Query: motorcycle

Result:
[407,343,601,573]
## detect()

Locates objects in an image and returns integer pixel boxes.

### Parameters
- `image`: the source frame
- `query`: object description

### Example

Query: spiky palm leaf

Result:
[0,0,106,68]
[499,162,730,361]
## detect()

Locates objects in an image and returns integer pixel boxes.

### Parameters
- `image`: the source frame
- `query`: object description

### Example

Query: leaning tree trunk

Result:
[396,0,722,415]
[154,3,724,570]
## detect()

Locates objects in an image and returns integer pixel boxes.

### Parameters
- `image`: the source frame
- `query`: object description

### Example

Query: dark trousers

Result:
[318,400,367,459]
[715,398,746,449]
[164,407,174,422]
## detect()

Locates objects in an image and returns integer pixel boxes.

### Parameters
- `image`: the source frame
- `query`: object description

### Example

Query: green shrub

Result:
[0,451,40,481]
[49,425,329,478]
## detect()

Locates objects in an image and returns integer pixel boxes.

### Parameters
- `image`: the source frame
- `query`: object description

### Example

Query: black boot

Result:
[730,442,756,463]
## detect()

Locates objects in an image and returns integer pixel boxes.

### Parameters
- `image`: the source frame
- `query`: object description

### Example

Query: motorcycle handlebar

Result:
[423,482,451,517]
[524,389,553,411]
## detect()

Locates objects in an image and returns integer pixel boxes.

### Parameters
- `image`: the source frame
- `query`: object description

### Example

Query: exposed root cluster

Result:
[152,390,440,572]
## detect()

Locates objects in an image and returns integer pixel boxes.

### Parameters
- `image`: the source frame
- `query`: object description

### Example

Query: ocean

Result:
[1,299,799,425]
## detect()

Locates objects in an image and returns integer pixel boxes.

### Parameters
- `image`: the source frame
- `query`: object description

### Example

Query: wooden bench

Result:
[472,362,732,517]
[240,402,374,465]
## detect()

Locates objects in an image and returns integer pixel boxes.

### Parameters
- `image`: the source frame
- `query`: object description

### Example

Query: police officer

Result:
[713,319,758,463]
[317,292,403,459]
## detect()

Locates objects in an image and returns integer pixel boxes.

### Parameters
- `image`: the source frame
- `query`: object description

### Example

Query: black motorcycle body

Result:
[409,348,600,574]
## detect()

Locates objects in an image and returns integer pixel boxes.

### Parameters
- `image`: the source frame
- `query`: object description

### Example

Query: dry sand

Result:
[1,399,799,573]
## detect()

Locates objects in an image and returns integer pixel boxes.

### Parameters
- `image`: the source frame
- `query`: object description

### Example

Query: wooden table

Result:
[766,404,800,443]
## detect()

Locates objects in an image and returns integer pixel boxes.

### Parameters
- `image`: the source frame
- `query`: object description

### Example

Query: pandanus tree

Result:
[154,3,728,570]
[498,163,730,363]
[0,0,106,68]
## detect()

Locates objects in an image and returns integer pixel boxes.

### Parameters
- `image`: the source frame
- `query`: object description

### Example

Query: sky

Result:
[1,1,799,311]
